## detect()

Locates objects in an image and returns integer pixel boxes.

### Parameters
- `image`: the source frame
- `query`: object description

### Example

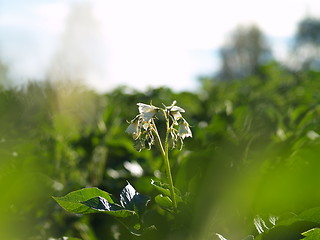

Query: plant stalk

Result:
[152,111,178,211]
[164,128,178,211]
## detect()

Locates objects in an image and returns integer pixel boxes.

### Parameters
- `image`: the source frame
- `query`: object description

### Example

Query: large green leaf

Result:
[301,228,320,240]
[53,187,114,214]
[255,207,320,240]
[120,182,137,210]
[119,182,150,215]
[81,196,135,218]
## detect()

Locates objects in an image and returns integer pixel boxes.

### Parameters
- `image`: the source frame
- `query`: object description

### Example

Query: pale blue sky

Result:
[1,0,320,91]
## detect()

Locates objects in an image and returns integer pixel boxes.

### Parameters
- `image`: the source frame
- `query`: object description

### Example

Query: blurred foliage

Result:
[0,59,320,240]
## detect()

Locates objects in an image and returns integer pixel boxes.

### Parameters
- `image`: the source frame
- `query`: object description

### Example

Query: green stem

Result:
[164,129,178,211]
[151,112,177,211]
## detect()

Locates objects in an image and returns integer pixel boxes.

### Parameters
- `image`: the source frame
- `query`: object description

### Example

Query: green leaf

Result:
[155,194,173,209]
[151,179,182,202]
[53,187,114,214]
[81,196,135,218]
[132,193,150,215]
[301,228,320,240]
[81,196,120,211]
[254,207,320,240]
[120,182,150,215]
[120,182,138,210]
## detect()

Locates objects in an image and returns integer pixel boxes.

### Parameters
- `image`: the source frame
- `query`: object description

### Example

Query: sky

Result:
[1,0,320,92]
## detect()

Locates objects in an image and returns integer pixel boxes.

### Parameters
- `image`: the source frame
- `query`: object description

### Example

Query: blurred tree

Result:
[296,18,320,45]
[218,25,272,80]
[289,17,320,71]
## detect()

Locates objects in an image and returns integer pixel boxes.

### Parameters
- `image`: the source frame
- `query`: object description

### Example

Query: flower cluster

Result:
[126,101,192,151]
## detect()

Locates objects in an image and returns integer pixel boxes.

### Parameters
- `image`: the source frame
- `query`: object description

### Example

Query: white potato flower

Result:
[178,120,192,139]
[127,101,192,152]
[125,119,141,140]
[169,105,185,122]
[137,103,159,122]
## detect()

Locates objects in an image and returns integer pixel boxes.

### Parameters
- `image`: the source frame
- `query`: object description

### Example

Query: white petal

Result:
[142,111,156,121]
[137,103,155,113]
[178,121,192,139]
[171,111,182,121]
[126,121,140,139]
[171,106,185,112]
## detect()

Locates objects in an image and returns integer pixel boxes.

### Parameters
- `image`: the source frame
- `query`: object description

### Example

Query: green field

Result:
[1,61,320,240]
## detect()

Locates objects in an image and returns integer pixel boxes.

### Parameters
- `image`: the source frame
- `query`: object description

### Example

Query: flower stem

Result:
[152,111,178,211]
[164,127,178,211]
